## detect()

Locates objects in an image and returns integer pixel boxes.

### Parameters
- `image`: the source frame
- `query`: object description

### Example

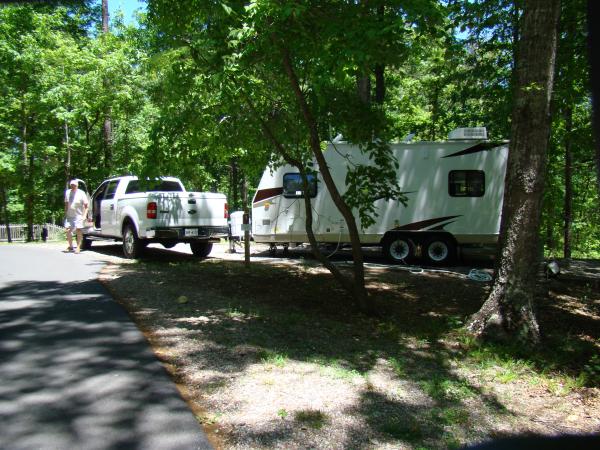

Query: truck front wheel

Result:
[122,224,144,259]
[190,241,213,258]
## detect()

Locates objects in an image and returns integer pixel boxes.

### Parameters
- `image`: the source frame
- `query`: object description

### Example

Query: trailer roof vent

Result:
[448,127,487,140]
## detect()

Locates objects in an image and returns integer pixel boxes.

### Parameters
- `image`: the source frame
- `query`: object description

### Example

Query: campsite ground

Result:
[95,242,599,449]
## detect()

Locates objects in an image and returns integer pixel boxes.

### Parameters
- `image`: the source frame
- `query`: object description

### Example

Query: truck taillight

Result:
[224,202,229,219]
[147,202,157,219]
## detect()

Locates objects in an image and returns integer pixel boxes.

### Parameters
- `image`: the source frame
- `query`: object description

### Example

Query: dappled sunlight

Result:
[101,257,600,448]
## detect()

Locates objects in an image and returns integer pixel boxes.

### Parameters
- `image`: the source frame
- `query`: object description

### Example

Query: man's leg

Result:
[66,226,74,250]
[75,228,83,253]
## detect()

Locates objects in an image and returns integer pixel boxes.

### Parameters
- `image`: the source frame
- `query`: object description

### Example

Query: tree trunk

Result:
[102,0,113,170]
[563,107,573,259]
[587,1,600,203]
[230,159,239,211]
[466,0,561,345]
[356,72,371,106]
[102,0,109,33]
[280,46,371,312]
[374,64,385,105]
[64,120,72,184]
[0,180,12,243]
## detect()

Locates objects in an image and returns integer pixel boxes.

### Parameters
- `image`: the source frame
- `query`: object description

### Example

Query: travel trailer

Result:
[251,128,508,265]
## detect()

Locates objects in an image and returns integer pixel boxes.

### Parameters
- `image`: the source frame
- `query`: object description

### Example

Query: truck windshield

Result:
[125,180,183,194]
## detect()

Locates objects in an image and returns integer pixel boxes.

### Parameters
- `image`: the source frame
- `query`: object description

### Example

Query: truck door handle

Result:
[110,204,114,210]
[188,210,197,214]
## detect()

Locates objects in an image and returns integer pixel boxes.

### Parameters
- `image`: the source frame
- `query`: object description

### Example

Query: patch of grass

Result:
[310,357,364,380]
[419,376,476,403]
[438,407,470,425]
[258,349,288,367]
[388,357,407,377]
[294,409,328,430]
[378,415,423,441]
[277,408,288,419]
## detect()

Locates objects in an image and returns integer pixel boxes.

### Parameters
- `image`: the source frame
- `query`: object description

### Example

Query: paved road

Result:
[0,243,213,450]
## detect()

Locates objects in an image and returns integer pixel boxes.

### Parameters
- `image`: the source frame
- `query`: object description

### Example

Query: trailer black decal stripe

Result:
[393,215,462,231]
[442,142,502,158]
[253,187,283,204]
[428,220,458,231]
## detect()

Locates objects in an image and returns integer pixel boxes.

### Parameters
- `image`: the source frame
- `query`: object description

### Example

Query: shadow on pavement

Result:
[0,279,211,450]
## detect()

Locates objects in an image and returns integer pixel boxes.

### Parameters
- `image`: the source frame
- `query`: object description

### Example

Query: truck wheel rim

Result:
[428,241,448,261]
[390,240,409,260]
[124,229,134,254]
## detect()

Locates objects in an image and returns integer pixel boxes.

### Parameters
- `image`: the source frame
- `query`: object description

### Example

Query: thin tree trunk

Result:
[230,159,239,210]
[0,180,12,243]
[64,120,71,184]
[374,5,386,105]
[102,0,109,33]
[563,107,573,259]
[587,1,600,203]
[280,45,370,312]
[102,0,113,170]
[357,72,371,106]
[240,92,361,305]
[467,0,561,345]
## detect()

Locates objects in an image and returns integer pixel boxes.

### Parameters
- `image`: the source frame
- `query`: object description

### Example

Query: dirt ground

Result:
[94,241,599,449]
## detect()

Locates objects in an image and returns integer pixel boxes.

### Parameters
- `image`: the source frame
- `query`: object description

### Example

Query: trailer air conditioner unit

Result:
[448,127,488,140]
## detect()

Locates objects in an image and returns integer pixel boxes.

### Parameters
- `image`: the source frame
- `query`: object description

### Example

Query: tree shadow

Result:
[107,258,565,448]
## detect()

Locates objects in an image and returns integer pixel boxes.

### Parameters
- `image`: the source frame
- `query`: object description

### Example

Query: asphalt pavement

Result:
[0,243,213,450]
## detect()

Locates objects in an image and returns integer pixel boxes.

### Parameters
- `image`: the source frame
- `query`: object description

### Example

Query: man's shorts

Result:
[64,216,85,229]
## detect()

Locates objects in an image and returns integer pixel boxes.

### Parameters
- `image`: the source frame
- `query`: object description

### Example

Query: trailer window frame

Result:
[283,172,318,199]
[448,170,485,197]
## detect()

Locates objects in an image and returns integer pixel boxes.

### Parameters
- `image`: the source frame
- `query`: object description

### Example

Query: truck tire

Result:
[383,235,414,264]
[424,237,456,266]
[190,241,213,258]
[81,236,92,250]
[122,223,144,259]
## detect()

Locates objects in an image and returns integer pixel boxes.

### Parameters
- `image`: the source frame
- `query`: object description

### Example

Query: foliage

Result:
[0,0,596,261]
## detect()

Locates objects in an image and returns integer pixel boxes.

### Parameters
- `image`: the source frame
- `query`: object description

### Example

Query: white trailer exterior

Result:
[251,129,508,264]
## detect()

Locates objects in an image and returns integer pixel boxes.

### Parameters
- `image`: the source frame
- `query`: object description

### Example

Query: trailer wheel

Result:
[268,244,277,255]
[122,224,144,259]
[424,237,456,265]
[190,242,213,258]
[383,236,413,263]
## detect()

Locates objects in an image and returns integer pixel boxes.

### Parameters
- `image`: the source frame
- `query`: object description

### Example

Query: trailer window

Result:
[283,173,317,198]
[449,170,485,197]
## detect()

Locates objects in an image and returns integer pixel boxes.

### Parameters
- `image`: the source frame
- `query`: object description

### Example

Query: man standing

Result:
[64,179,89,254]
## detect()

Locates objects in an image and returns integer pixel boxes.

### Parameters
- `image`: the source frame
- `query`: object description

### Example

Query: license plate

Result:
[184,228,198,237]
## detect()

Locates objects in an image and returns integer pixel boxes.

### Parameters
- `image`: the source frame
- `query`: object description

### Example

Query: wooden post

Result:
[242,176,250,267]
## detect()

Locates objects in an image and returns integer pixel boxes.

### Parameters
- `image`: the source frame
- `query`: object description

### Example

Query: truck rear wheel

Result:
[122,224,144,259]
[383,235,414,264]
[424,237,456,265]
[81,236,92,250]
[190,241,213,258]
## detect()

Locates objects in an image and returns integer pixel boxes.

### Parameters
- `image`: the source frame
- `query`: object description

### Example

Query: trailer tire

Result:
[190,241,213,258]
[122,223,144,259]
[383,235,414,264]
[424,237,456,265]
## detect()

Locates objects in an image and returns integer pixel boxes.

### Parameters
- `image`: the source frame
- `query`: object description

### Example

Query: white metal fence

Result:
[0,223,65,242]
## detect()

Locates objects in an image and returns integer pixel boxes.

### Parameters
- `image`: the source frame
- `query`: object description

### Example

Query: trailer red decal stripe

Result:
[394,215,461,231]
[253,187,283,204]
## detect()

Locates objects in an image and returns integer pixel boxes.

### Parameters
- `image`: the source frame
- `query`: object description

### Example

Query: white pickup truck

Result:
[82,175,228,258]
